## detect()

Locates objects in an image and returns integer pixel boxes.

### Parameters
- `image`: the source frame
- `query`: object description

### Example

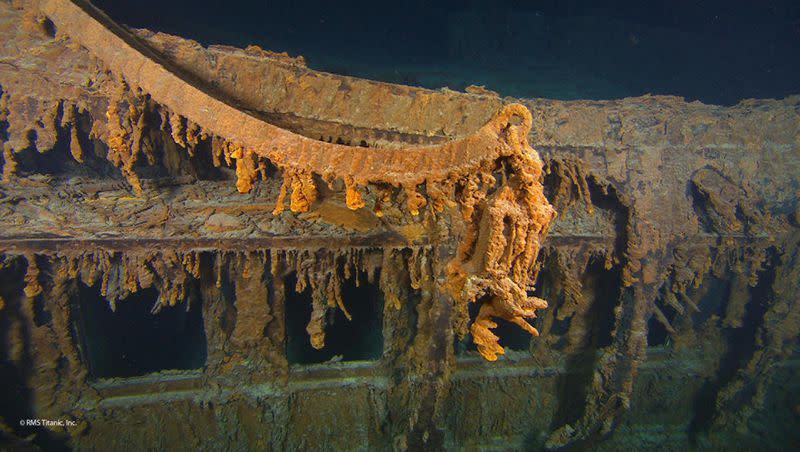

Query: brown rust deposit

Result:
[0,1,798,451]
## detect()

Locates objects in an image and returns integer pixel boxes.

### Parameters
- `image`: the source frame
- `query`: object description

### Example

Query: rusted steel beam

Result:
[0,235,410,254]
[0,233,770,254]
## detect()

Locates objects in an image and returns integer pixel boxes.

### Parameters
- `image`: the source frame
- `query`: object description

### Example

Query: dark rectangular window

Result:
[285,273,383,364]
[73,283,207,379]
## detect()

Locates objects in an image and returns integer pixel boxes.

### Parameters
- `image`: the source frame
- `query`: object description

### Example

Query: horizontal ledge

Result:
[0,234,414,253]
[541,233,773,247]
[93,361,385,400]
[92,355,800,407]
[0,233,774,254]
[92,370,204,399]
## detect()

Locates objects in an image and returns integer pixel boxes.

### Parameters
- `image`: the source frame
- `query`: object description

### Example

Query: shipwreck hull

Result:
[0,1,799,450]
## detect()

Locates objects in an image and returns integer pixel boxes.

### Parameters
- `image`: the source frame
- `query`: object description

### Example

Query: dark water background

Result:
[94,0,800,105]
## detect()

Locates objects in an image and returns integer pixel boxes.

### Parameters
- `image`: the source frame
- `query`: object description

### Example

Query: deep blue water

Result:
[94,0,800,105]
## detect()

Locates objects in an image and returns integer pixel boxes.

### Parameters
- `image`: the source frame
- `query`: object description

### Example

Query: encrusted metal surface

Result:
[0,1,798,450]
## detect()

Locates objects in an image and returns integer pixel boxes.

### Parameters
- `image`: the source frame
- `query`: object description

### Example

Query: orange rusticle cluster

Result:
[446,110,557,361]
[21,250,203,311]
[272,247,427,350]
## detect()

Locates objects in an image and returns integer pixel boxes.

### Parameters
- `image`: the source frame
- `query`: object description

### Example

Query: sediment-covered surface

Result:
[0,1,798,450]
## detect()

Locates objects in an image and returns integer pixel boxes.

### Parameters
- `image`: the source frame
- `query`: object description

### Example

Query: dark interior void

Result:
[546,258,624,431]
[93,0,799,105]
[689,250,779,440]
[647,311,670,347]
[285,273,384,364]
[648,275,732,347]
[72,283,207,379]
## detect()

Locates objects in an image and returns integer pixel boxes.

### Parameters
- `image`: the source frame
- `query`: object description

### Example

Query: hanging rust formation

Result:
[1,1,799,451]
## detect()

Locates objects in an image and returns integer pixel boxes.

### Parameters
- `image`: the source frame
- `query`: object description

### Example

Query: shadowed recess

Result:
[72,283,207,379]
[285,272,384,364]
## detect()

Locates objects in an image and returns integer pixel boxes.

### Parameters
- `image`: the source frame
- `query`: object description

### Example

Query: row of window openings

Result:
[71,276,533,380]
